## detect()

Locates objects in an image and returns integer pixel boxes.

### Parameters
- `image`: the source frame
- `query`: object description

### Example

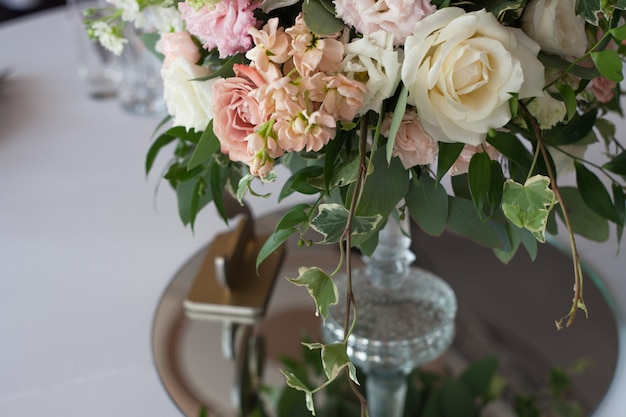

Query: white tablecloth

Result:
[0,7,624,417]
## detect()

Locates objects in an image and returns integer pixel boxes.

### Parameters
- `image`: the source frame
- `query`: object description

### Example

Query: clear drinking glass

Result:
[68,0,122,99]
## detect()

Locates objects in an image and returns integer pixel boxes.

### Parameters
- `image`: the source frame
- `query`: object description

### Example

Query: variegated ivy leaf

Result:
[310,203,382,243]
[302,342,359,384]
[280,370,316,415]
[288,267,338,320]
[575,0,601,25]
[502,175,556,243]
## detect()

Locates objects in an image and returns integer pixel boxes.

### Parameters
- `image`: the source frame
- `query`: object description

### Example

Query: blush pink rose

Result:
[450,143,500,176]
[381,110,438,169]
[212,64,267,163]
[179,0,257,58]
[158,31,201,69]
[334,0,435,45]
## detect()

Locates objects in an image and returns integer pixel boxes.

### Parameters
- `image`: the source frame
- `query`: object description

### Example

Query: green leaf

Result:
[556,84,577,121]
[302,0,344,35]
[331,154,361,188]
[603,150,626,175]
[210,163,227,222]
[610,23,626,41]
[575,161,622,224]
[468,151,492,217]
[310,203,382,244]
[437,142,465,182]
[176,176,212,226]
[488,161,505,215]
[459,356,499,399]
[386,85,409,164]
[146,133,177,175]
[196,53,247,81]
[590,50,624,82]
[538,52,599,79]
[557,187,609,241]
[187,121,219,170]
[356,146,409,218]
[302,343,358,384]
[440,380,477,417]
[575,0,601,25]
[279,166,324,201]
[280,370,316,415]
[447,196,502,248]
[406,174,448,236]
[288,267,338,320]
[257,228,296,269]
[543,109,597,146]
[276,204,310,231]
[502,175,556,243]
[613,183,625,244]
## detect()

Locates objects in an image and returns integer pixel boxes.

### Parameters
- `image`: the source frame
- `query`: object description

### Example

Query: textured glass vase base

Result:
[323,265,456,374]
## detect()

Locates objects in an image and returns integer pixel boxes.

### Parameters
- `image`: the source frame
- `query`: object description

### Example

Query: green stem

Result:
[520,101,586,328]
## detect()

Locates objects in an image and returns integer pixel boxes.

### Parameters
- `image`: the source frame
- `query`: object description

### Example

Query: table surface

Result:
[1,7,625,417]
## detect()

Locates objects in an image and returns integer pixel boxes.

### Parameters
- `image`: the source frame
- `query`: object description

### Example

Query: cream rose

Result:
[161,57,215,132]
[402,8,545,146]
[341,30,401,115]
[521,0,588,59]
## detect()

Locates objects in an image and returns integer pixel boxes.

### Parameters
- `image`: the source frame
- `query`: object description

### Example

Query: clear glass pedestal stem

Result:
[322,213,457,417]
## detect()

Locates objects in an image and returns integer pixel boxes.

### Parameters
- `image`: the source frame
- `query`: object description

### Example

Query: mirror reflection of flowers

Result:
[84,0,626,413]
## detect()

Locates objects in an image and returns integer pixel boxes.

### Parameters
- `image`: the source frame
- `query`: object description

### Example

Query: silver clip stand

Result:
[183,197,285,416]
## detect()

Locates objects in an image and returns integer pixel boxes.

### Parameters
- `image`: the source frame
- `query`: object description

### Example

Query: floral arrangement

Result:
[85,0,626,414]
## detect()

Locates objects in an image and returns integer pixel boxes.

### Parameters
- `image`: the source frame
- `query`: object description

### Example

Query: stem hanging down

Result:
[519,101,587,329]
[341,115,370,416]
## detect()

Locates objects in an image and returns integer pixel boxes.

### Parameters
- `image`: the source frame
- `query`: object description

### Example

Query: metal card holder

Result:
[182,210,285,415]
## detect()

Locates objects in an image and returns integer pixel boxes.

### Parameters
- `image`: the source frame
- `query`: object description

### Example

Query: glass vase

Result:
[322,213,457,417]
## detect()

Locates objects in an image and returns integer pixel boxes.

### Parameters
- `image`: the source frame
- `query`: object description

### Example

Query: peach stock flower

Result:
[275,110,336,152]
[286,14,344,76]
[308,73,367,122]
[247,18,292,72]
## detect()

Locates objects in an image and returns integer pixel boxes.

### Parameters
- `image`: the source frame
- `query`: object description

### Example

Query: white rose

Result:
[402,8,545,146]
[341,30,401,115]
[521,0,588,59]
[161,57,216,132]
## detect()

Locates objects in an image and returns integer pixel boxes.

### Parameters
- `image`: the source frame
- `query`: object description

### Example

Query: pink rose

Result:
[179,0,257,58]
[450,144,500,176]
[381,110,438,169]
[334,0,435,45]
[158,31,201,69]
[212,64,267,163]
[590,76,617,103]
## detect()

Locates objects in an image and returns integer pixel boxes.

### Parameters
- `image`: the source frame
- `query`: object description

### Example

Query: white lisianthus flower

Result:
[91,21,127,55]
[161,57,216,132]
[526,93,567,129]
[341,31,401,115]
[402,7,545,146]
[521,0,588,59]
[146,5,184,33]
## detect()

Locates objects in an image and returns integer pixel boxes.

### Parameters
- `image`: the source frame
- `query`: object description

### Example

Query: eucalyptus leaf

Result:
[302,0,344,35]
[146,133,177,175]
[613,183,625,244]
[556,84,577,121]
[276,203,311,231]
[543,109,597,146]
[280,166,324,201]
[575,161,622,224]
[288,267,338,320]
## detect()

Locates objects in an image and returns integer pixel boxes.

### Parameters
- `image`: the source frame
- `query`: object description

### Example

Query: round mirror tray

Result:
[152,211,619,417]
